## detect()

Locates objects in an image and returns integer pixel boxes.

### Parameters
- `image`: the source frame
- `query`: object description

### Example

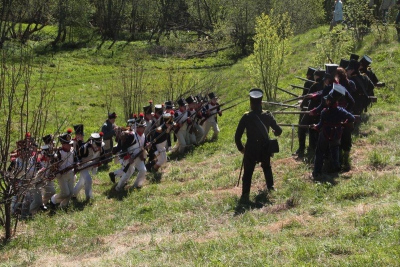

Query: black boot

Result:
[109,172,116,183]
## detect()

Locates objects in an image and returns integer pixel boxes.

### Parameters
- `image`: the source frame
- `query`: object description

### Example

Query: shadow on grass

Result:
[234,191,273,216]
[104,184,130,201]
[313,172,340,185]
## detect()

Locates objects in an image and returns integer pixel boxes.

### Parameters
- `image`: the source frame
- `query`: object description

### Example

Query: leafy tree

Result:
[343,0,375,42]
[271,0,326,34]
[247,12,293,101]
[312,28,355,67]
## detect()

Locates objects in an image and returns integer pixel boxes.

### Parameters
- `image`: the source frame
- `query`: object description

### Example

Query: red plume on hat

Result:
[67,128,73,134]
[133,113,137,118]
[99,132,104,137]
[139,113,144,117]
[25,132,31,138]
[170,110,175,115]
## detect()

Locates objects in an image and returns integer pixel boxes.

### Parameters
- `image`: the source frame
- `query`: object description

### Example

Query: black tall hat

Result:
[346,59,360,71]
[177,98,186,107]
[350,54,360,61]
[359,55,372,66]
[323,64,339,80]
[185,95,196,105]
[208,92,217,100]
[164,100,173,109]
[307,67,316,77]
[73,124,84,136]
[339,59,350,69]
[42,134,55,145]
[249,88,263,104]
[314,68,325,78]
[154,104,163,114]
[59,131,73,144]
[143,105,152,115]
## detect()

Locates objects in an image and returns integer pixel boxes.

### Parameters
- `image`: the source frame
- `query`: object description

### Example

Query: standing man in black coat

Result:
[235,88,282,203]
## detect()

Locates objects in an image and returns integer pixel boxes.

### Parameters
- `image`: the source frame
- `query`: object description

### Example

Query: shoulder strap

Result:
[250,112,270,141]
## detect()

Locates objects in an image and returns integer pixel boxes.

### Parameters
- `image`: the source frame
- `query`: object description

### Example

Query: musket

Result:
[290,84,310,91]
[272,111,360,119]
[278,123,312,128]
[281,95,306,104]
[295,76,315,84]
[199,99,247,125]
[262,101,299,109]
[273,85,298,97]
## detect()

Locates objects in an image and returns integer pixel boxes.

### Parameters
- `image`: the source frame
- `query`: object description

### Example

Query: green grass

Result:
[1,24,400,266]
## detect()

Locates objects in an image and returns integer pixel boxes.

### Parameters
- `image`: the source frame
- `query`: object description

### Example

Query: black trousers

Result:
[242,155,273,197]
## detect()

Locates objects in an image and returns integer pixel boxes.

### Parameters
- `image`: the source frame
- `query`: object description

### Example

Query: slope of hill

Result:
[1,25,400,266]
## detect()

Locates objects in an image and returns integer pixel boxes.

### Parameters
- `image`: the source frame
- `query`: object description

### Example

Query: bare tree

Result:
[0,46,56,242]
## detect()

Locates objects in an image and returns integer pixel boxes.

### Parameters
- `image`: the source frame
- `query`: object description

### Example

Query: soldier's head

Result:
[208,92,218,105]
[185,95,196,110]
[177,98,187,111]
[249,88,263,111]
[323,64,339,85]
[108,112,117,124]
[359,55,372,69]
[90,132,104,152]
[59,129,74,151]
[306,67,316,80]
[135,119,147,136]
[346,60,360,77]
[73,124,84,141]
[143,104,153,121]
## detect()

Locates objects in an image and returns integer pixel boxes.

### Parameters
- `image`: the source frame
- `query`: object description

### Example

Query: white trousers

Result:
[201,120,219,141]
[51,171,75,208]
[155,141,167,167]
[116,157,146,190]
[73,168,95,200]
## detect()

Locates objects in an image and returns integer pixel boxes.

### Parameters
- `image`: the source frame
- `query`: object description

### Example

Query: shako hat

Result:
[177,98,186,107]
[208,92,217,100]
[143,104,152,115]
[59,129,73,145]
[164,100,173,109]
[185,95,196,105]
[73,124,84,136]
[307,67,316,77]
[323,64,339,81]
[339,59,350,69]
[359,55,372,66]
[249,88,263,104]
[324,84,346,102]
[346,59,360,71]
[42,134,55,145]
[90,132,104,147]
[136,118,147,128]
[154,104,163,115]
[350,54,360,61]
[314,68,325,78]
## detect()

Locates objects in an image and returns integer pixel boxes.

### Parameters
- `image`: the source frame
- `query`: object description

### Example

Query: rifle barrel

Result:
[274,85,298,97]
[295,76,315,83]
[262,101,299,108]
[290,84,310,91]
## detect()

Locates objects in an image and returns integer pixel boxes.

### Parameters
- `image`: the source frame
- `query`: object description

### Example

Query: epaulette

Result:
[244,111,249,115]
[262,110,271,114]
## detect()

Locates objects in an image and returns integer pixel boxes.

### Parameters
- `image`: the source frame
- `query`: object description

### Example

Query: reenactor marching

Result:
[200,92,222,143]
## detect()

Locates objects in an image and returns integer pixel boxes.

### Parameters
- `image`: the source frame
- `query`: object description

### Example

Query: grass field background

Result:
[1,25,400,266]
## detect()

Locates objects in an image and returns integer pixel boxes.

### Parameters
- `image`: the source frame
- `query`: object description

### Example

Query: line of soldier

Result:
[5,92,224,218]
[107,92,223,191]
[289,53,380,179]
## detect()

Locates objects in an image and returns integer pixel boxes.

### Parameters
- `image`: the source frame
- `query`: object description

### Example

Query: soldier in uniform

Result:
[72,132,105,201]
[114,118,149,191]
[294,67,316,157]
[101,112,117,166]
[303,68,327,151]
[312,89,355,179]
[235,88,282,203]
[164,101,174,151]
[143,103,153,136]
[38,134,57,210]
[358,55,382,87]
[173,98,190,154]
[50,130,78,209]
[200,92,222,143]
[346,59,375,115]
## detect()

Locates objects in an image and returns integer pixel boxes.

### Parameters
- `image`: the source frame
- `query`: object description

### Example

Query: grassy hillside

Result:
[1,25,400,266]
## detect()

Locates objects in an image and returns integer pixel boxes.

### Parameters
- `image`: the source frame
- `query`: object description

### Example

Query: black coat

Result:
[235,109,282,162]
